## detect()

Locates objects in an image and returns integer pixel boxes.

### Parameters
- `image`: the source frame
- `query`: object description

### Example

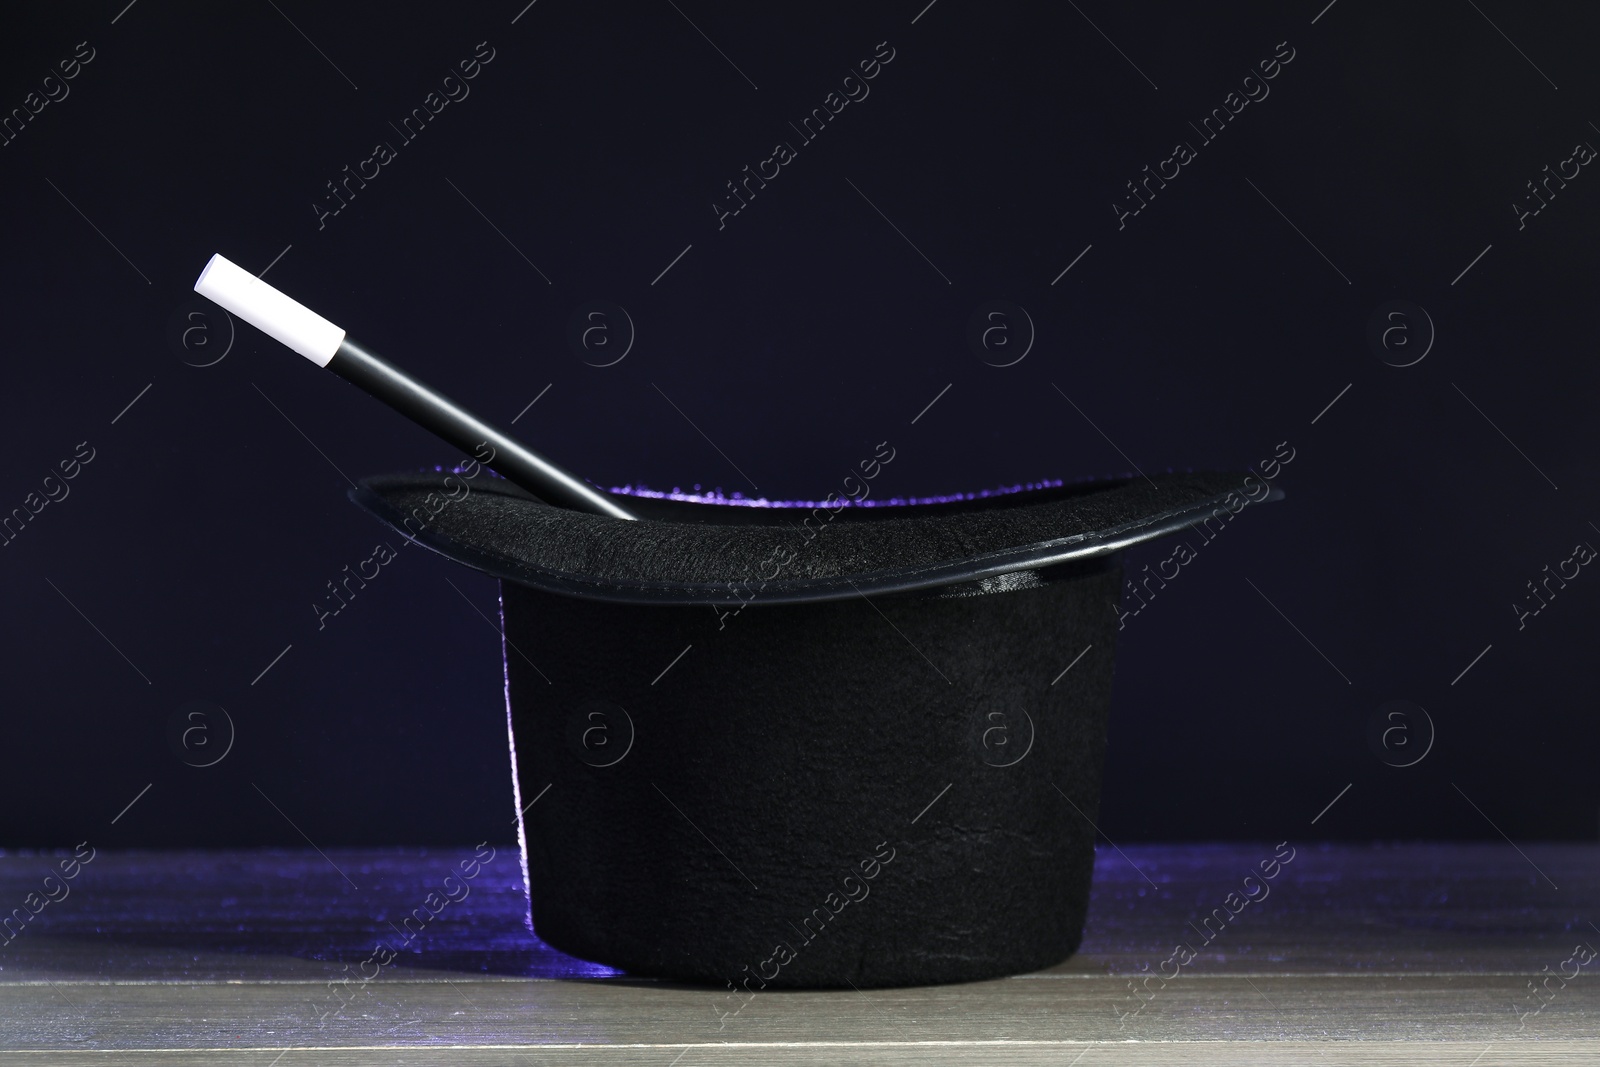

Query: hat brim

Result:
[350,469,1274,606]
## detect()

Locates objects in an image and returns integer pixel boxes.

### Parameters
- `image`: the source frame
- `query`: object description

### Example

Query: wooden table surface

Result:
[1,843,1595,1065]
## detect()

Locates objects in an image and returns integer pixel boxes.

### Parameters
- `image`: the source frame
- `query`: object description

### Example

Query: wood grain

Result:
[0,844,1594,1064]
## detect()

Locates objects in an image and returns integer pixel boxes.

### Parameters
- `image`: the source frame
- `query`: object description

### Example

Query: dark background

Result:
[1,1,1594,848]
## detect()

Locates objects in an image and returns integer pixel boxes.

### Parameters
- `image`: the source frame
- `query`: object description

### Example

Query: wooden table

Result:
[1,843,1594,1064]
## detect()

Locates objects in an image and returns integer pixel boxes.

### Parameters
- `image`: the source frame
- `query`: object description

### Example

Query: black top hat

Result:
[352,466,1264,988]
[185,248,1273,986]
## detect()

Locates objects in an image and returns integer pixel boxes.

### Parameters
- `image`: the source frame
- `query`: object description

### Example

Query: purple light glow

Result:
[429,466,1157,509]
[604,483,1081,511]
[602,480,1092,509]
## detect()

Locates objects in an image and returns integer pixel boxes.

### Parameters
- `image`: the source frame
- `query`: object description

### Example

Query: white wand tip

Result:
[193,253,346,367]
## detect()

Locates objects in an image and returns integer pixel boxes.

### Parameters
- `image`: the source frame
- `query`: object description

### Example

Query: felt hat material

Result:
[350,469,1261,986]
